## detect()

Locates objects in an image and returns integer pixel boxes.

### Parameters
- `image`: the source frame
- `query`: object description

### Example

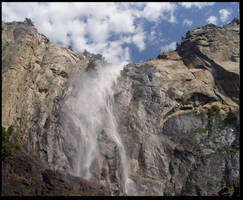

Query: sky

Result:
[2,2,240,64]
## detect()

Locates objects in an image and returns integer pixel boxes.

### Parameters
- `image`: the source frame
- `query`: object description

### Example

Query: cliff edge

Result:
[2,19,240,196]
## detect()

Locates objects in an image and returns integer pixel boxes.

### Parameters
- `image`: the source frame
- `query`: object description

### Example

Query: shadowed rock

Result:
[2,18,240,196]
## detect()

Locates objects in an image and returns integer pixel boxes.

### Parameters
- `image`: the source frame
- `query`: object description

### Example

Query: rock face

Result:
[2,21,109,196]
[2,19,240,196]
[2,20,91,160]
[112,19,239,196]
[2,148,109,196]
[177,19,240,103]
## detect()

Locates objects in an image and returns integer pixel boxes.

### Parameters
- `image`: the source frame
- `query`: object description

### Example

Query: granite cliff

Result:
[2,19,240,196]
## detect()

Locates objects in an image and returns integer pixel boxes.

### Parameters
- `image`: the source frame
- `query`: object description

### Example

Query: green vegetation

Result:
[87,59,96,70]
[93,54,103,60]
[83,49,90,57]
[223,108,237,126]
[227,187,235,196]
[14,143,22,150]
[208,105,220,117]
[215,108,238,130]
[217,140,239,155]
[207,105,220,131]
[2,126,22,160]
[68,45,73,51]
[195,127,208,134]
[121,71,128,78]
[24,18,34,26]
[2,126,14,159]
[43,117,50,129]
[218,186,235,196]
[205,139,239,159]
[215,108,237,130]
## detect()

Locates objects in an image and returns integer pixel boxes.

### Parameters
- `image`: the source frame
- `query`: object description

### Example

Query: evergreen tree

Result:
[24,18,34,26]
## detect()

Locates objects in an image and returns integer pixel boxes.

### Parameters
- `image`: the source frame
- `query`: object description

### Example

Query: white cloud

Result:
[132,33,145,52]
[142,2,177,23]
[219,9,231,22]
[206,16,218,25]
[132,25,146,51]
[148,30,156,43]
[2,2,220,64]
[123,36,133,44]
[2,2,148,63]
[109,10,135,34]
[160,41,177,52]
[101,41,131,64]
[86,17,110,43]
[2,2,180,63]
[147,28,165,45]
[183,19,193,26]
[180,2,215,9]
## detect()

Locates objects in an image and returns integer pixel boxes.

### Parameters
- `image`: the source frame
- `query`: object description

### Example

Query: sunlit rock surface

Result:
[2,19,239,196]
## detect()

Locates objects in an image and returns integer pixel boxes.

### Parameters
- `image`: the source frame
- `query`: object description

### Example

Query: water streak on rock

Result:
[61,62,134,195]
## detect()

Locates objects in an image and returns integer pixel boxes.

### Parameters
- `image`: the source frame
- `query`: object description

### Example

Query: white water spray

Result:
[60,62,135,195]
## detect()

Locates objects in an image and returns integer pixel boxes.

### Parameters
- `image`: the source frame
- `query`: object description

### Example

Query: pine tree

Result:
[24,18,34,26]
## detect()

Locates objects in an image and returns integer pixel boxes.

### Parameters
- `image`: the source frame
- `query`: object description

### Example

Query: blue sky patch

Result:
[2,2,239,64]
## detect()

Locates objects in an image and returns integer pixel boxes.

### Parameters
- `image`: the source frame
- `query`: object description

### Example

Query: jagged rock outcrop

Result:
[177,18,240,103]
[2,19,240,196]
[112,18,239,195]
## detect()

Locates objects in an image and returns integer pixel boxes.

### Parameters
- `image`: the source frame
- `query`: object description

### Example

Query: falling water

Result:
[60,61,135,195]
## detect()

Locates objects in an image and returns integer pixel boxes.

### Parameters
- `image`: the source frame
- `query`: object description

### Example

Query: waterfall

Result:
[60,61,135,195]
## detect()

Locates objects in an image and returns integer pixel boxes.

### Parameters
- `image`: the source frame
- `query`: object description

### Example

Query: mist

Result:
[59,61,135,195]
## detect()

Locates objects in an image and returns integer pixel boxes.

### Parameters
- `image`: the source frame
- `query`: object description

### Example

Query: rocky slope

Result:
[1,19,240,196]
[2,146,109,196]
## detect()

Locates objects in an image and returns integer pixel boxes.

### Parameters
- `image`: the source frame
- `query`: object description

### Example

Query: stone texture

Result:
[2,19,240,196]
[113,60,239,195]
[2,148,109,196]
[2,21,89,158]
[177,18,240,103]
[110,18,240,196]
